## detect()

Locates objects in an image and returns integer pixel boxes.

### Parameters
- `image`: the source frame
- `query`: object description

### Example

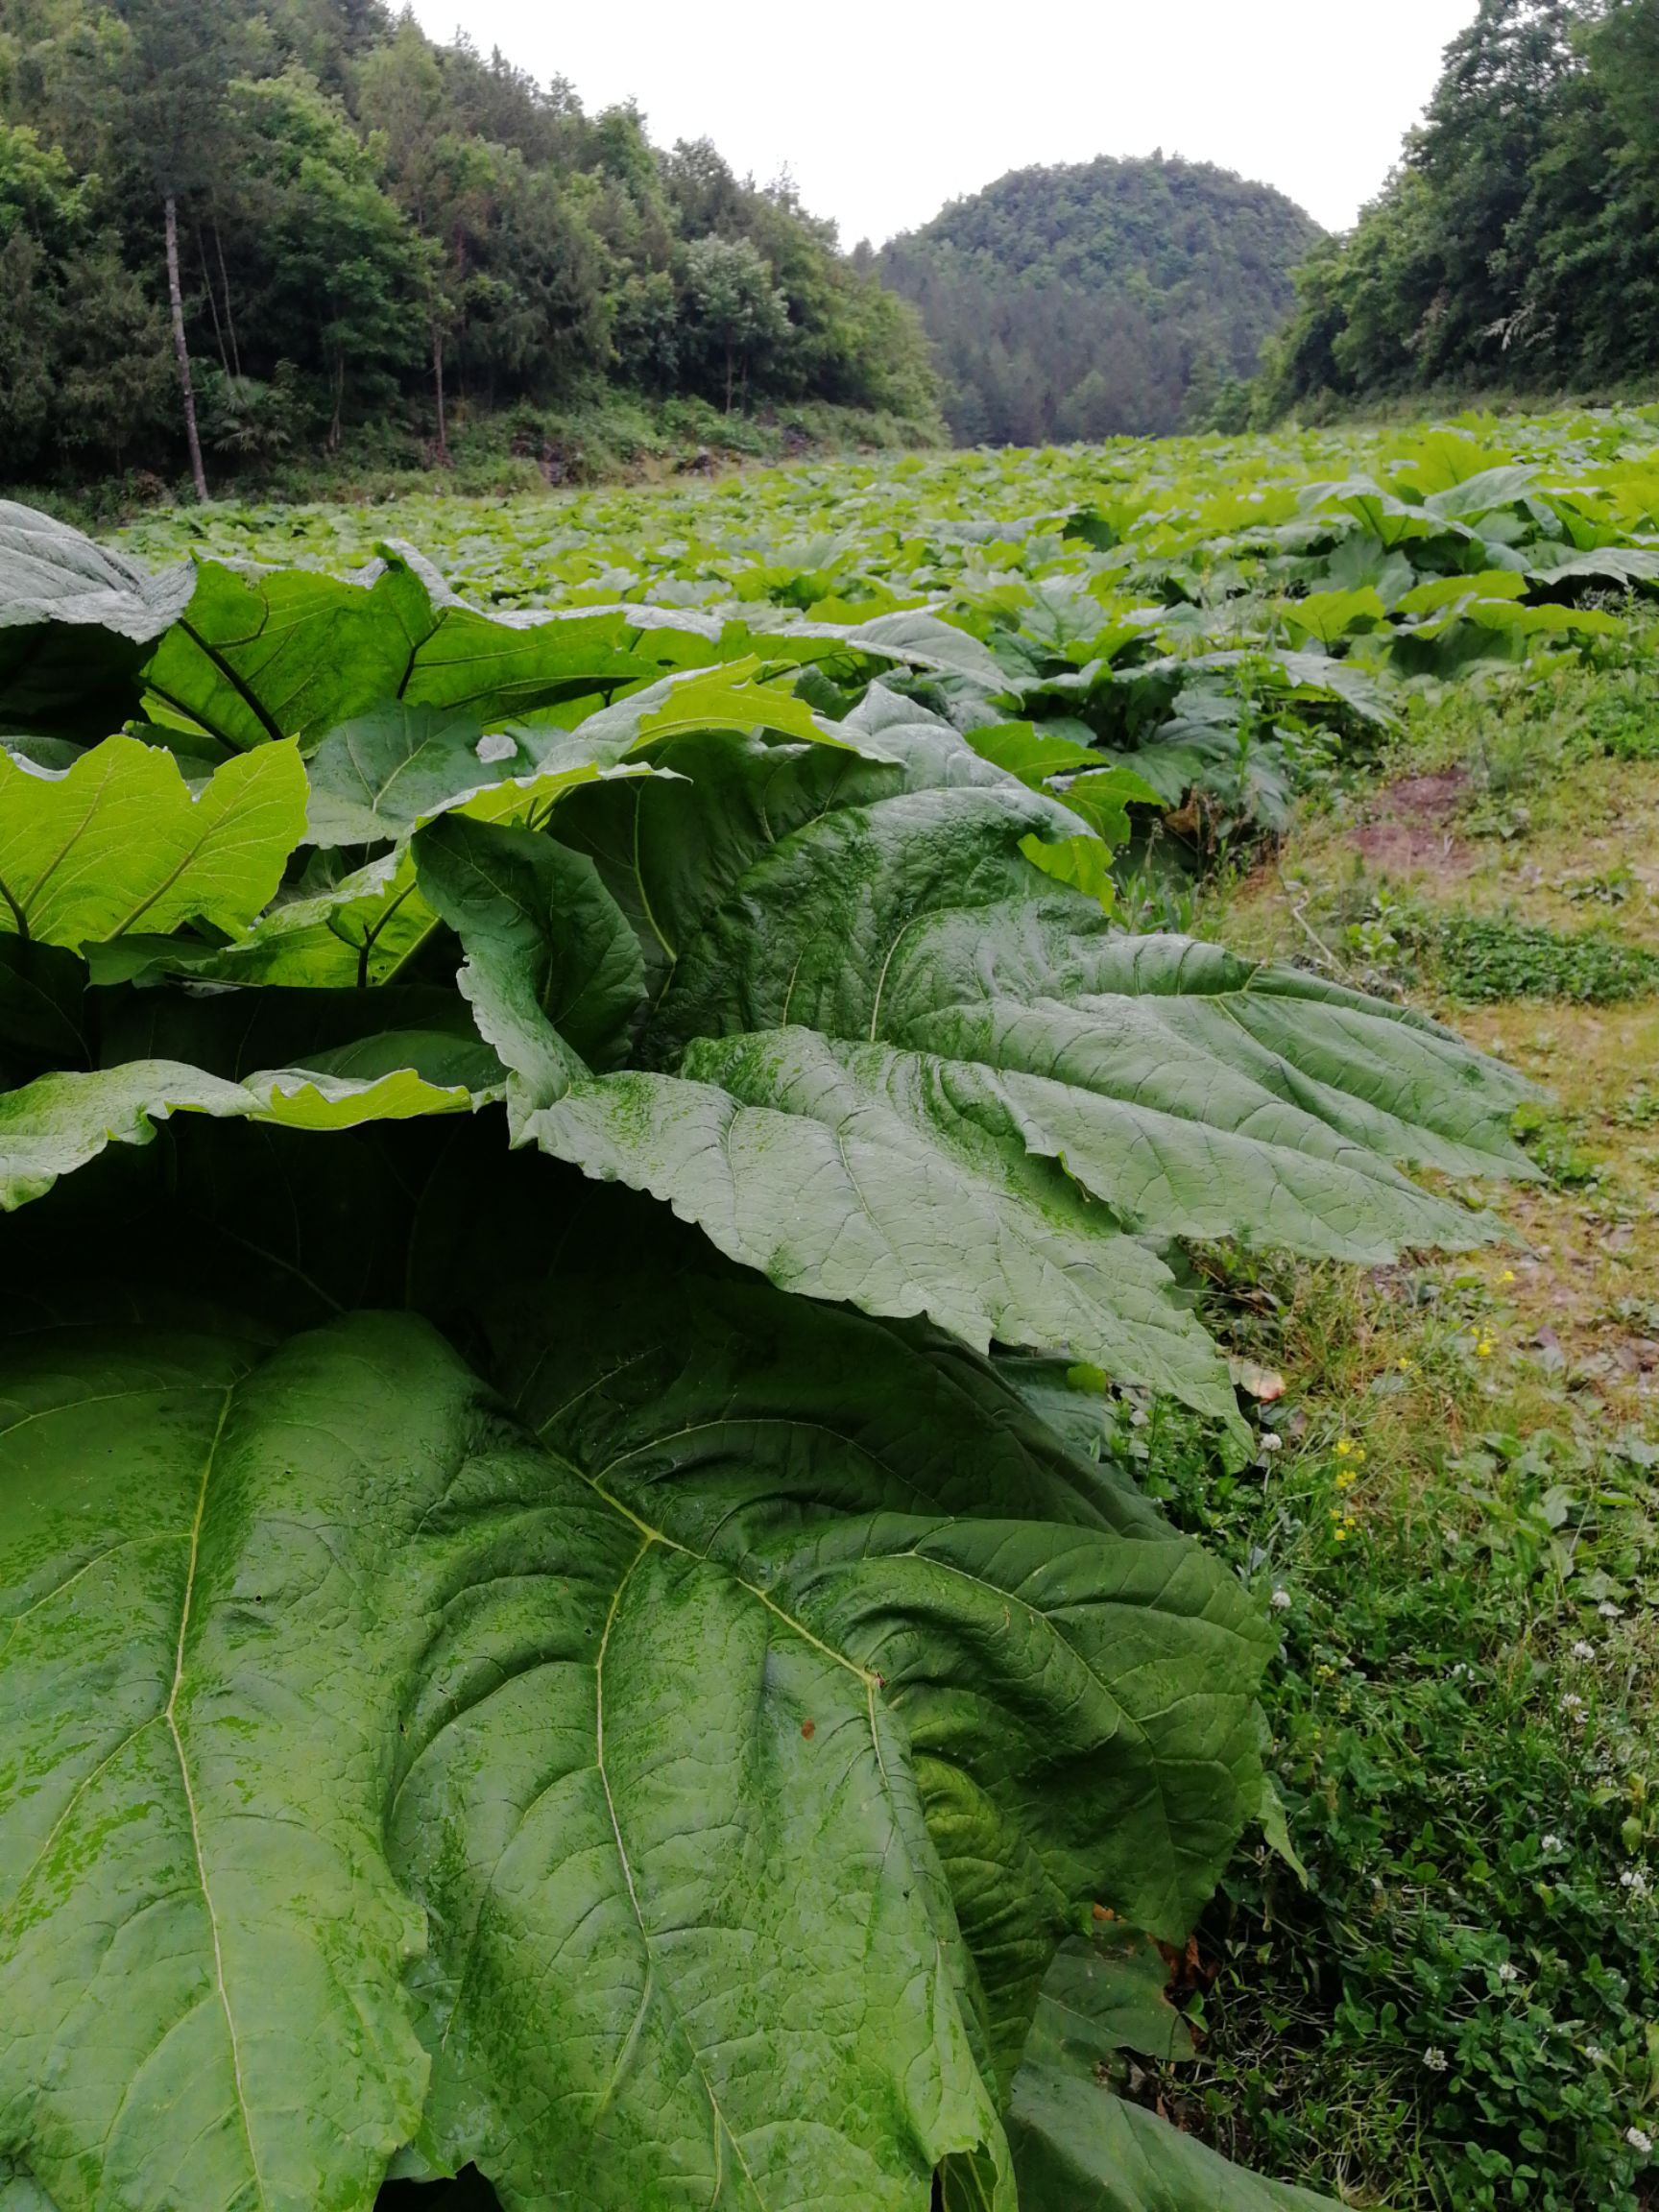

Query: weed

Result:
[1431,915,1659,1004]
[1119,1260,1659,2211]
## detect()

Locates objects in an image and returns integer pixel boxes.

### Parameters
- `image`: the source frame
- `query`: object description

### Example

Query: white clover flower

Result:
[1560,1692,1586,1718]
[1572,1639,1597,1661]
[1497,1960,1519,1984]
[1260,1432,1284,1454]
[1423,2046,1449,2073]
[1541,1834,1566,1855]
[1620,1868,1650,1898]
[1270,1588,1292,1611]
[1451,1662,1471,1680]
[1627,2125,1653,2155]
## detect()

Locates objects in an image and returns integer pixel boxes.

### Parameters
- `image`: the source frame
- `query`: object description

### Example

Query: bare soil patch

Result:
[1352,769,1474,875]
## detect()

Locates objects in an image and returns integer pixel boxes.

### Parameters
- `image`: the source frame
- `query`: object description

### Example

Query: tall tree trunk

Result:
[165,194,209,504]
[432,325,448,456]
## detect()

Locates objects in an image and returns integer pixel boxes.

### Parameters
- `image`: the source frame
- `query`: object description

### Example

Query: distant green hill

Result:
[876,155,1322,443]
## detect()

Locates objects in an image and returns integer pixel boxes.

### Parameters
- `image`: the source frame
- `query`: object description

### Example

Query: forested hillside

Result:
[1266,0,1659,408]
[876,156,1321,444]
[0,0,938,493]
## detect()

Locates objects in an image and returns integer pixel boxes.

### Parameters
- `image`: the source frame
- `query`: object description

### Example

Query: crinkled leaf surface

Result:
[491,1271,1273,2076]
[0,739,307,950]
[431,708,1530,1427]
[0,505,191,644]
[0,1285,1269,2212]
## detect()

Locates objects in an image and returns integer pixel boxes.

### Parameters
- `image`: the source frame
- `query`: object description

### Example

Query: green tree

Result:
[679,231,788,411]
[230,68,423,445]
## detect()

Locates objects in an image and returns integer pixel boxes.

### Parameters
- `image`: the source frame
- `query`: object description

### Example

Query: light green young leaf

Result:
[0,737,306,950]
[636,655,841,745]
[1395,569,1529,615]
[1061,765,1166,847]
[1019,830,1118,910]
[963,722,1104,783]
[1280,586,1386,646]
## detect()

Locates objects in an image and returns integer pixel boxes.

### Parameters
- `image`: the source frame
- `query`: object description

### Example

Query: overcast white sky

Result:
[404,1,1481,245]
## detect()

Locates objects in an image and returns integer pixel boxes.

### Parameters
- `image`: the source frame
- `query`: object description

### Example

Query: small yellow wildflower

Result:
[1334,1526,1351,1542]
[1335,1470,1358,1490]
[1499,1269,1516,1285]
[1335,1437,1355,1457]
[1477,1338,1495,1358]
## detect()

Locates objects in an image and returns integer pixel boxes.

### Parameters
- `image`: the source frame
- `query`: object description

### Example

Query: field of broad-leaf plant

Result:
[1,407,1657,2212]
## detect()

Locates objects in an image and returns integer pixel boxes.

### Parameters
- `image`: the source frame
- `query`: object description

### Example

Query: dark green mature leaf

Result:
[301,703,661,852]
[1022,1937,1195,2072]
[0,1322,434,2212]
[0,942,86,1066]
[0,1289,1263,2212]
[493,1271,1272,2080]
[0,1220,1283,2202]
[0,738,307,949]
[302,705,504,846]
[524,1032,1240,1424]
[139,556,444,752]
[134,556,723,757]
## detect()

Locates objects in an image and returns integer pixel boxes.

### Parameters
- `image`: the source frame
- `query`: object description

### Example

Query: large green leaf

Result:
[138,556,444,753]
[301,705,655,851]
[492,1269,1272,2075]
[523,1032,1241,1424]
[134,556,724,757]
[432,709,1528,1428]
[0,738,307,950]
[0,504,190,646]
[0,1284,1270,2212]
